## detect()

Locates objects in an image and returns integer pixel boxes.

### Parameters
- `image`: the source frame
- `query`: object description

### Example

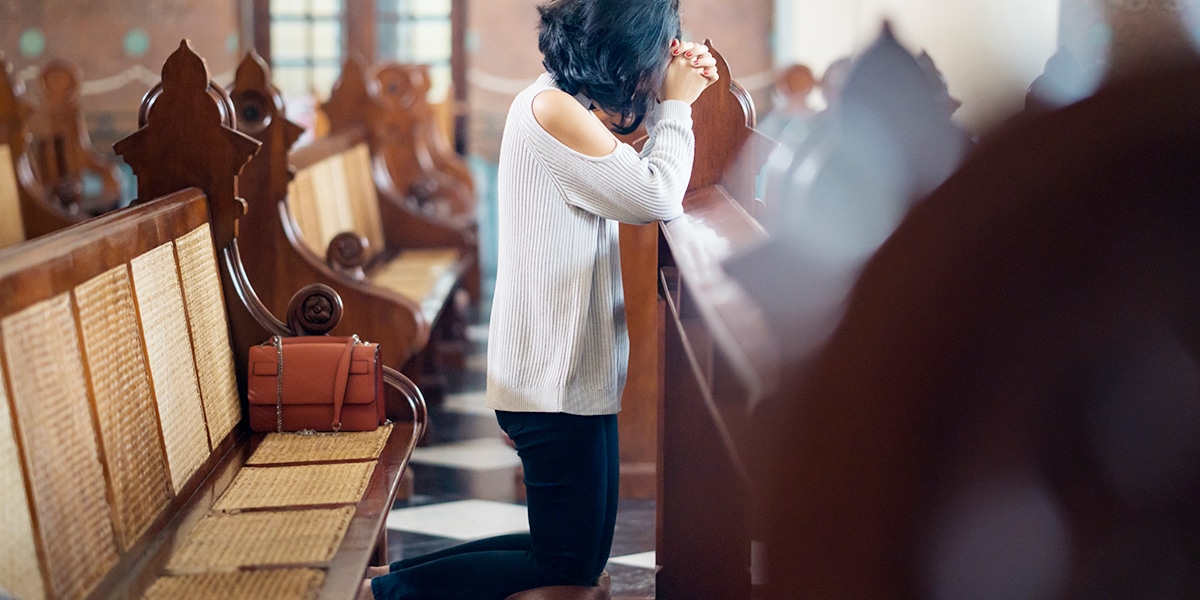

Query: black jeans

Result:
[370,410,619,600]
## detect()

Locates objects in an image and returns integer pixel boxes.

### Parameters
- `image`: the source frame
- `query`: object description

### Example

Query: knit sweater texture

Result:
[487,73,694,415]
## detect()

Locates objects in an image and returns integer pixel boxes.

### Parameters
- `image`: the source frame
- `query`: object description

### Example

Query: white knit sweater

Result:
[487,74,694,415]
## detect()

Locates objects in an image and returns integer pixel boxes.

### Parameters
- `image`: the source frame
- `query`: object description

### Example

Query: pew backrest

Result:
[1,55,30,248]
[0,144,24,246]
[0,40,428,600]
[0,187,240,599]
[1,53,94,243]
[289,134,386,259]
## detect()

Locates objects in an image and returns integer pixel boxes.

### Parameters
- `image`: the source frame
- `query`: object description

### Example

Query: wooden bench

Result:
[371,62,476,224]
[230,51,475,391]
[650,31,969,598]
[622,42,777,599]
[326,56,482,303]
[0,55,80,247]
[0,40,425,600]
[761,52,1200,600]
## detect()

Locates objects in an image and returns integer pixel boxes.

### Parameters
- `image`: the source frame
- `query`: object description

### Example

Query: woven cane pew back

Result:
[0,40,426,600]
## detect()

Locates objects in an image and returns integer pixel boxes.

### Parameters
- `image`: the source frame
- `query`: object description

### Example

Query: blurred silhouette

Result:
[757,39,1200,600]
[1026,46,1091,113]
[733,25,969,363]
[819,56,852,110]
[758,63,816,142]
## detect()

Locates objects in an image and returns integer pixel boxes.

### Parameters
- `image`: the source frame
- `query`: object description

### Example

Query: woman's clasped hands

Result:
[661,39,719,105]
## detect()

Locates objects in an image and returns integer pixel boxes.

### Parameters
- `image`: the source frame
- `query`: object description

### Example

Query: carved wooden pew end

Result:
[231,51,475,391]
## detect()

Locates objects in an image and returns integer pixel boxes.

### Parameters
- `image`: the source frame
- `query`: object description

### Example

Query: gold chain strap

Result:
[270,335,366,436]
[273,335,284,433]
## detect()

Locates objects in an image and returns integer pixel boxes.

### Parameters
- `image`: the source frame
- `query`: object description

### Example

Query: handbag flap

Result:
[252,359,371,376]
[247,340,378,406]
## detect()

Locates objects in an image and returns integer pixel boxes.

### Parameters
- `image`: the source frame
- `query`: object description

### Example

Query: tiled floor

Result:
[385,319,657,599]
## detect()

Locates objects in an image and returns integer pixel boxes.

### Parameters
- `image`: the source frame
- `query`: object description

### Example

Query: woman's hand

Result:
[660,40,719,105]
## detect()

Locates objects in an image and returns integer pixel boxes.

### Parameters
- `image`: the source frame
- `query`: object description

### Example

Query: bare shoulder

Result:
[531,89,618,158]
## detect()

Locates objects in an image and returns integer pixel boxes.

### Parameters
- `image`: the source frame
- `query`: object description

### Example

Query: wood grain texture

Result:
[649,43,776,599]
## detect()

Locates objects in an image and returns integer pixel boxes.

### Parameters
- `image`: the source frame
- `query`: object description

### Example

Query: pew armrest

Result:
[328,231,371,280]
[660,184,778,404]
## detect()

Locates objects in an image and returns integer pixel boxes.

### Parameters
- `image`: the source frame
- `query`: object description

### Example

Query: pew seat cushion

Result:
[369,248,463,321]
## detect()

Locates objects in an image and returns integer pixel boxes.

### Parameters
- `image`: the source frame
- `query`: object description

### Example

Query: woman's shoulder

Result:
[529,88,618,158]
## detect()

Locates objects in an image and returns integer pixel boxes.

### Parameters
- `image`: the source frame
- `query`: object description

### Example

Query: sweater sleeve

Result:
[528,100,694,225]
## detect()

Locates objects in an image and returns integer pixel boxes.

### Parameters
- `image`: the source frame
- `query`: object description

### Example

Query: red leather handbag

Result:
[247,335,386,433]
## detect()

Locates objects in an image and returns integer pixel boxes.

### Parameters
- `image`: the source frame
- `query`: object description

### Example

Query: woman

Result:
[365,0,715,597]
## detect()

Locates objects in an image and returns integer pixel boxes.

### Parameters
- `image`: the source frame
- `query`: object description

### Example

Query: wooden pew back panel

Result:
[288,141,385,260]
[0,189,238,599]
[0,144,24,247]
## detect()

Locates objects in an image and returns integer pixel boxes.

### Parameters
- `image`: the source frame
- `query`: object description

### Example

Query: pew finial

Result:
[687,41,761,201]
[228,47,307,315]
[114,39,261,250]
[322,55,380,135]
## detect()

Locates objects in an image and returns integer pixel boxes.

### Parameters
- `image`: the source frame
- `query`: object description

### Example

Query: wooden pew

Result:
[0,55,32,249]
[230,51,473,394]
[761,53,1200,600]
[651,30,969,597]
[25,59,125,216]
[653,44,777,598]
[329,56,482,304]
[408,64,476,209]
[0,54,78,246]
[372,62,476,223]
[0,40,425,600]
[609,41,779,597]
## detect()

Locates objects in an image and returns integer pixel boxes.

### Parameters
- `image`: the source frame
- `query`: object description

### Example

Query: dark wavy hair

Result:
[538,0,681,134]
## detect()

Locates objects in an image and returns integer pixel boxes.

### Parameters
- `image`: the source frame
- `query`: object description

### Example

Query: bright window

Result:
[375,0,453,102]
[269,0,345,96]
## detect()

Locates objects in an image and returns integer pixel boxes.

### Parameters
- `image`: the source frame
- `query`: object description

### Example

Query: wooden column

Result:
[617,222,661,499]
[451,0,469,154]
[344,1,377,64]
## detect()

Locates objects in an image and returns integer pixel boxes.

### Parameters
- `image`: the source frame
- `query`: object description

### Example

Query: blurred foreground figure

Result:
[736,26,969,363]
[761,47,1200,599]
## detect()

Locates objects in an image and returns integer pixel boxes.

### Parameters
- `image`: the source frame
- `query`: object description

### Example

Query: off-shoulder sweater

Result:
[486,73,693,415]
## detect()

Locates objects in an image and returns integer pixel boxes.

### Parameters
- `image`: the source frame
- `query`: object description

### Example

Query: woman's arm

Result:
[529,42,718,224]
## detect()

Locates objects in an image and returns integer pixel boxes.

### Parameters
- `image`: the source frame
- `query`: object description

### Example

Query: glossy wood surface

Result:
[231,54,429,374]
[660,186,776,402]
[0,188,207,314]
[616,221,660,499]
[652,43,779,599]
[114,40,259,252]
